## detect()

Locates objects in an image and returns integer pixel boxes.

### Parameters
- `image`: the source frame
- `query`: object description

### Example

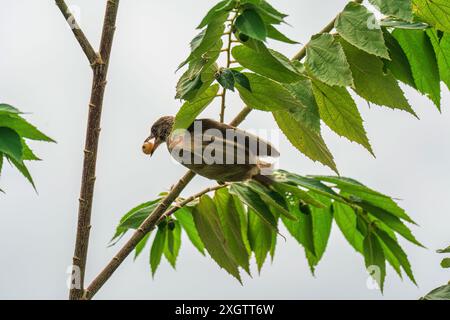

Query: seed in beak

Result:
[142,141,154,155]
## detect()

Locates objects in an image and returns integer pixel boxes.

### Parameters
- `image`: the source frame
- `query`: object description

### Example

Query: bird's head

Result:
[142,116,174,156]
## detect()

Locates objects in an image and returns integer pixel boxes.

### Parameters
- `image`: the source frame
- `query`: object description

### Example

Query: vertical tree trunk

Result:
[69,0,120,300]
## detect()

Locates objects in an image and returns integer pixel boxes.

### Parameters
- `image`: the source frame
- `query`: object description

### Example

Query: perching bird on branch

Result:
[142,116,279,184]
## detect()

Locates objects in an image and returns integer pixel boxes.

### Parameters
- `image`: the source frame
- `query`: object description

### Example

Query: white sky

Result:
[0,0,449,299]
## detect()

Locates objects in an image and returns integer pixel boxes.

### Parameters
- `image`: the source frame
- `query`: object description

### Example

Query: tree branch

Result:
[156,183,230,225]
[83,0,363,299]
[55,0,99,67]
[68,0,121,300]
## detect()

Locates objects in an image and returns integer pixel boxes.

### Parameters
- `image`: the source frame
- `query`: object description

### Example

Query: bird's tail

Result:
[253,174,275,187]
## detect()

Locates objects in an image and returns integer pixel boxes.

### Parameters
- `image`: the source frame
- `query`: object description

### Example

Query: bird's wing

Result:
[191,119,280,158]
[169,129,258,165]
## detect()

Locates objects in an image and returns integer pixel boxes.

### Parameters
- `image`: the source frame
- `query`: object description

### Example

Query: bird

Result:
[142,116,280,184]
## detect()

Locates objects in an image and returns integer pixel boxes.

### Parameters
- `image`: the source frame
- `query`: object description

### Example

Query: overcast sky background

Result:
[0,0,449,300]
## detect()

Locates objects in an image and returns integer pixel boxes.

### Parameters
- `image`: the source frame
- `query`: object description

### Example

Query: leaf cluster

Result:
[174,0,450,173]
[0,104,54,191]
[113,170,422,290]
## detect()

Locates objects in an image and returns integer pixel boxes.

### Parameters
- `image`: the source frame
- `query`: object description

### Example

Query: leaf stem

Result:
[156,183,230,224]
[220,12,237,123]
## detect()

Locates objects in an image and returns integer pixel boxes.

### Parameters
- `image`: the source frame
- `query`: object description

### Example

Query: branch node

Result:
[91,53,105,68]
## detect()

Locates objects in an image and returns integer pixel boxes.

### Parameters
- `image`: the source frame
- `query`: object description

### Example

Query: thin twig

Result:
[55,0,99,67]
[220,12,237,123]
[292,0,364,61]
[84,0,363,299]
[156,183,230,225]
[68,0,121,300]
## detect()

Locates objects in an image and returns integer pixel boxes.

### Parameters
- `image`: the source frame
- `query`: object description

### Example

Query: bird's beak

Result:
[142,137,159,156]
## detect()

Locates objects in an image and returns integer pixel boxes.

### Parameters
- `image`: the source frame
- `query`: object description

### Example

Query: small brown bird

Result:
[142,116,279,184]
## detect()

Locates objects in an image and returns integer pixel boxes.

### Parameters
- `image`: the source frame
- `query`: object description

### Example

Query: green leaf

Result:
[0,127,23,162]
[282,200,316,256]
[231,70,252,92]
[437,245,450,254]
[245,180,297,220]
[305,195,333,273]
[382,29,417,89]
[312,175,416,224]
[232,194,252,255]
[333,202,364,253]
[306,34,354,87]
[363,230,386,292]
[441,258,450,268]
[150,225,167,277]
[111,199,161,243]
[192,195,241,281]
[248,0,287,25]
[134,232,151,260]
[236,73,304,111]
[21,139,40,161]
[216,69,235,91]
[271,181,328,209]
[422,285,450,300]
[380,18,429,30]
[0,114,54,142]
[174,207,205,255]
[339,38,416,115]
[282,77,321,133]
[311,79,373,154]
[413,0,450,33]
[369,0,413,21]
[0,104,21,115]
[270,231,277,261]
[358,200,424,247]
[376,226,403,279]
[197,0,235,29]
[235,9,267,41]
[375,227,416,284]
[274,170,340,200]
[214,188,251,274]
[427,29,450,90]
[248,209,273,272]
[272,112,338,173]
[176,49,220,101]
[6,155,35,189]
[173,84,220,131]
[116,201,160,233]
[266,24,298,44]
[257,0,288,23]
[229,183,278,230]
[335,2,389,59]
[393,29,441,110]
[232,45,301,83]
[180,14,227,69]
[164,220,182,268]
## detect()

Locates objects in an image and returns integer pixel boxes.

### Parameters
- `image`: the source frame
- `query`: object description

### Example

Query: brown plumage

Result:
[143,116,279,183]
